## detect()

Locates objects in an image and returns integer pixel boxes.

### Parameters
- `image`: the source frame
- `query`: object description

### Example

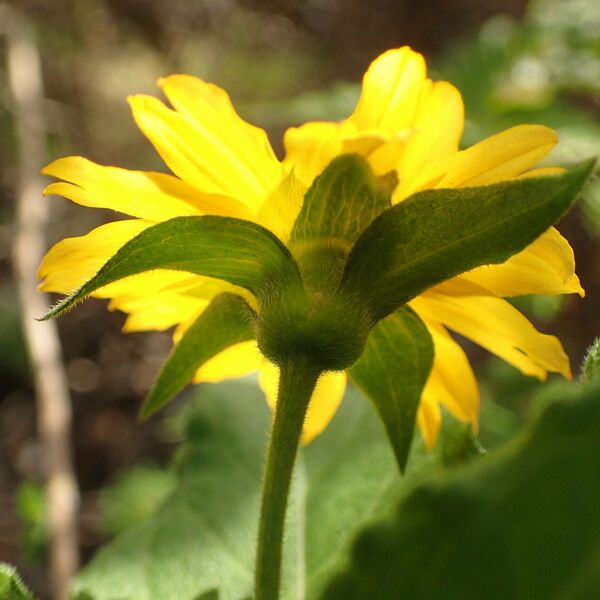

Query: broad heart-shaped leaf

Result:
[140,293,256,419]
[350,307,433,472]
[0,563,36,599]
[339,159,595,323]
[289,154,393,294]
[322,384,600,600]
[71,379,470,600]
[41,216,301,320]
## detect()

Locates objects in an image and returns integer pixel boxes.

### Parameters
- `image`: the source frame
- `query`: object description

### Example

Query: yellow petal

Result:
[517,166,566,179]
[283,120,393,186]
[283,121,345,186]
[42,157,247,221]
[416,394,442,451]
[437,124,558,188]
[393,80,464,201]
[259,363,347,445]
[129,86,282,211]
[94,268,227,333]
[283,48,458,190]
[168,276,255,343]
[418,319,479,427]
[93,270,194,300]
[463,226,584,297]
[348,47,427,133]
[341,131,389,157]
[112,293,207,333]
[429,277,495,297]
[365,133,410,175]
[38,220,152,294]
[411,292,571,380]
[192,340,263,383]
[255,171,306,243]
[159,75,282,194]
[164,274,255,304]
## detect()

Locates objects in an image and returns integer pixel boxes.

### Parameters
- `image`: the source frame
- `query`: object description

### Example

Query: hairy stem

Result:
[255,359,320,600]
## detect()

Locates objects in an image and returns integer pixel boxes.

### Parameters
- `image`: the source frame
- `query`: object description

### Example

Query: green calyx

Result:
[256,283,371,371]
[254,154,396,371]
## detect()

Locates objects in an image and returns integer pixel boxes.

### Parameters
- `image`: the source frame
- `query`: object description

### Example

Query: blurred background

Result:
[0,0,598,597]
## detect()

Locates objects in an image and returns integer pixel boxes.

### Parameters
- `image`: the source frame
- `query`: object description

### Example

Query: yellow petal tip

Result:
[127,94,147,108]
[41,157,69,177]
[156,76,168,89]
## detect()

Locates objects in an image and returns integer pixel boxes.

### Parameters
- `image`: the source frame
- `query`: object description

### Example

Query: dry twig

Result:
[1,6,80,599]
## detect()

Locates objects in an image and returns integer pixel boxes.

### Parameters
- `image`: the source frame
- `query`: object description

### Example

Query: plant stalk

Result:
[255,359,320,600]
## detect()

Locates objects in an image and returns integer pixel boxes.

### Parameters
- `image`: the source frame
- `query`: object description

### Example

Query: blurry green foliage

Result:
[0,290,30,383]
[478,348,595,450]
[15,482,47,564]
[0,563,35,600]
[436,0,600,238]
[99,465,176,537]
[436,0,600,139]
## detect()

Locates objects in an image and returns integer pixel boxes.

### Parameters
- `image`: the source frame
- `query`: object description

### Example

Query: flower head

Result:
[39,47,585,451]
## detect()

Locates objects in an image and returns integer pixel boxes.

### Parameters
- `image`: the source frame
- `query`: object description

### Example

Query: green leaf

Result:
[339,160,595,322]
[0,563,36,600]
[41,216,301,320]
[322,383,600,600]
[72,379,461,600]
[140,293,256,418]
[290,154,393,294]
[350,307,433,472]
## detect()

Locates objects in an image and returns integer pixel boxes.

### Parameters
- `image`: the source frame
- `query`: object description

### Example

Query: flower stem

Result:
[255,358,320,600]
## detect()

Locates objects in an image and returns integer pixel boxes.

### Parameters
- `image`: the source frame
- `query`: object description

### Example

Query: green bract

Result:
[140,293,256,418]
[42,215,301,319]
[289,154,394,296]
[339,158,596,322]
[351,307,434,470]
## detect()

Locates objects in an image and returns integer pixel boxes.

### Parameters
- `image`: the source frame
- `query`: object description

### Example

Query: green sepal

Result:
[350,307,433,471]
[290,154,393,294]
[339,159,596,323]
[40,216,301,320]
[140,293,256,419]
[0,563,36,600]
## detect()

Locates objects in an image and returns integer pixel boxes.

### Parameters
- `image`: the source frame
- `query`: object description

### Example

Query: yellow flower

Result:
[39,47,583,449]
